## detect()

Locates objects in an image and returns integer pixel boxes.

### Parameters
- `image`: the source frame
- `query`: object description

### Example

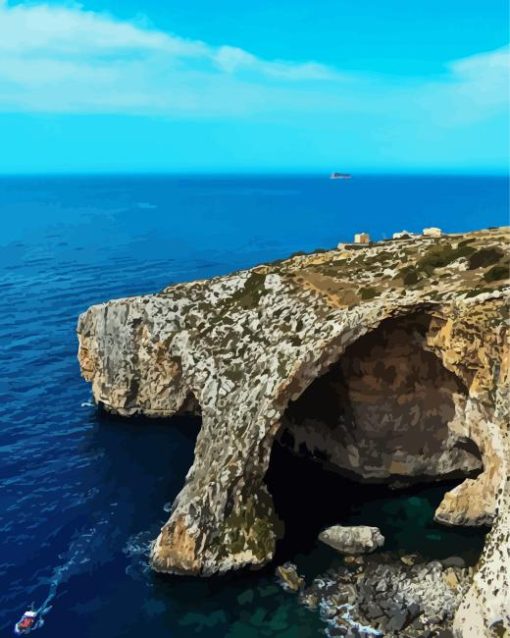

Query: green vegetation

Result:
[399,265,420,286]
[484,264,509,283]
[416,242,476,274]
[359,286,378,300]
[230,272,267,309]
[464,287,488,298]
[216,491,281,562]
[289,247,332,258]
[351,250,394,269]
[277,353,288,377]
[224,366,244,383]
[467,247,505,270]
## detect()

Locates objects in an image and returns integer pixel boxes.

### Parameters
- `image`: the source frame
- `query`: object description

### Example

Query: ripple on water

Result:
[1,175,507,637]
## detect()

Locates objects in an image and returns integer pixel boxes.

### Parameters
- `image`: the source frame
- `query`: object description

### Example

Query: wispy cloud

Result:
[0,0,508,124]
[444,46,510,119]
[0,0,345,115]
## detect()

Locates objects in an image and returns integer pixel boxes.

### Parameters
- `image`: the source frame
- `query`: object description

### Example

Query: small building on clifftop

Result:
[354,232,370,244]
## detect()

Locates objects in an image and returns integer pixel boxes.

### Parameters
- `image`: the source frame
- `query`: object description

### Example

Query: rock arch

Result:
[275,312,481,485]
[76,229,510,636]
[150,306,503,578]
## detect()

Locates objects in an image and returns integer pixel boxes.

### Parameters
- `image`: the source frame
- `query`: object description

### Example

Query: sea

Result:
[0,174,508,638]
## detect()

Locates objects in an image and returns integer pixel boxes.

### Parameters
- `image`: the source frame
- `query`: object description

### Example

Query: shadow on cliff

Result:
[96,403,202,441]
[265,441,486,571]
[263,312,487,574]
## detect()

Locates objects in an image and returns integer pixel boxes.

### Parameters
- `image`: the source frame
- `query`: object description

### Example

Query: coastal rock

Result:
[77,227,510,636]
[304,553,470,637]
[275,562,304,592]
[319,525,385,554]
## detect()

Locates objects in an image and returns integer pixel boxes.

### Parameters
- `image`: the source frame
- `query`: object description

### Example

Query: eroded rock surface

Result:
[77,227,510,636]
[319,526,385,554]
[298,552,472,637]
[275,562,305,592]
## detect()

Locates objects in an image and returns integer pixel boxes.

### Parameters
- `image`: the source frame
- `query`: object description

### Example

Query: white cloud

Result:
[0,0,507,124]
[386,46,510,128]
[447,46,510,112]
[212,45,342,80]
[0,2,205,57]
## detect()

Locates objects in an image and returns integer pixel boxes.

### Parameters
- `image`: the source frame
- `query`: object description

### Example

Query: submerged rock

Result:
[319,525,385,554]
[77,227,510,636]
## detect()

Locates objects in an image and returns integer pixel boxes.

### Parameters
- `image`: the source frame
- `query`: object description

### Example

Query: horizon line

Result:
[0,169,508,178]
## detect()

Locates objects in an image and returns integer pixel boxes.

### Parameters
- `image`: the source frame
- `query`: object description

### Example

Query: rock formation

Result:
[319,526,385,554]
[275,562,305,592]
[77,227,509,636]
[298,552,473,637]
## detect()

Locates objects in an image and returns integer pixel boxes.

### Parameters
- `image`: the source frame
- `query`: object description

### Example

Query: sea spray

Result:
[123,530,154,582]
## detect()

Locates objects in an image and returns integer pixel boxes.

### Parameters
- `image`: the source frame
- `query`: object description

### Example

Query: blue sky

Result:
[0,0,508,173]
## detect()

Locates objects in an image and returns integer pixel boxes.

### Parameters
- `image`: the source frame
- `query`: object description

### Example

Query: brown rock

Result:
[77,227,510,636]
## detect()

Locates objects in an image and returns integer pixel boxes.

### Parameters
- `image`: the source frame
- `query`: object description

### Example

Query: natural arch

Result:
[276,313,482,482]
[151,311,497,577]
[264,313,485,555]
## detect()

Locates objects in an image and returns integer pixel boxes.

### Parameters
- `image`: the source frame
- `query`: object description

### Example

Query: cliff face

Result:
[77,228,509,636]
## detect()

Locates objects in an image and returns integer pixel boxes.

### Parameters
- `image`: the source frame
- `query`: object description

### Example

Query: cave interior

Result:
[264,314,485,565]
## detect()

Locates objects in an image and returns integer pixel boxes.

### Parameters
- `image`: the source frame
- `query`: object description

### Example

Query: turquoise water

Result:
[266,443,486,581]
[0,175,503,637]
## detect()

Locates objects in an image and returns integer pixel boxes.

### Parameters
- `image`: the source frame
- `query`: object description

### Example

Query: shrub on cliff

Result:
[467,247,505,270]
[399,266,420,286]
[417,243,476,273]
[484,264,509,283]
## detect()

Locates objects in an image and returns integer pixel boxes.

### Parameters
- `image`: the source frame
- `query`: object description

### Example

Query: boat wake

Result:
[15,522,108,633]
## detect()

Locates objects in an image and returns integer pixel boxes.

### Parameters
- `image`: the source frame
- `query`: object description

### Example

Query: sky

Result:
[0,0,508,174]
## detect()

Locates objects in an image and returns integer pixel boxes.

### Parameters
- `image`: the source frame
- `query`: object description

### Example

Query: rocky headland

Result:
[78,227,509,637]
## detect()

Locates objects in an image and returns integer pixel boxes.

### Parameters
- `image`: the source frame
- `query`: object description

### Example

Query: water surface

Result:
[0,175,505,637]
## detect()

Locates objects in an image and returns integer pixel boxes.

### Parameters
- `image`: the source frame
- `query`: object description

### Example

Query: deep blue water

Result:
[0,175,507,638]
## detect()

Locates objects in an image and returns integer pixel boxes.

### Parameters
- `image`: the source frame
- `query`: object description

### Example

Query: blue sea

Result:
[0,175,508,638]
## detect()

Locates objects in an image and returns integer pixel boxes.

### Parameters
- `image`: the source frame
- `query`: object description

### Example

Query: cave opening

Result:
[265,314,486,569]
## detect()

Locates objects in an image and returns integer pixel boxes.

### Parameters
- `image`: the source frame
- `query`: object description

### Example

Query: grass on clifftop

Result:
[270,228,509,308]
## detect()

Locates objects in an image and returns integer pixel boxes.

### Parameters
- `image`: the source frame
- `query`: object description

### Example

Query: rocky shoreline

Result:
[78,227,510,636]
[277,552,472,638]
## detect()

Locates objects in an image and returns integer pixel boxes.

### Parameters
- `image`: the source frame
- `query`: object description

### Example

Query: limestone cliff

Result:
[77,227,509,636]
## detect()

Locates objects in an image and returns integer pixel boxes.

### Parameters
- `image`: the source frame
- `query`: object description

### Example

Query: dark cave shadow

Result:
[93,403,484,588]
[95,403,202,443]
[265,442,487,569]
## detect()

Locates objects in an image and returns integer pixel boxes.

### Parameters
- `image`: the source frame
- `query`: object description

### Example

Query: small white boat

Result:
[330,172,352,180]
[14,608,41,635]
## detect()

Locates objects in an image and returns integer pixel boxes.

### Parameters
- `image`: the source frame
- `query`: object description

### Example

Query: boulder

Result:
[275,562,304,592]
[319,525,385,554]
